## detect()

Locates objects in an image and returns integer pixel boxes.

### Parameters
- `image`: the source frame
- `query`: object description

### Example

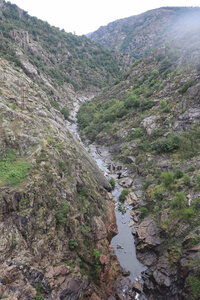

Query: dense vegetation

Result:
[0,1,121,90]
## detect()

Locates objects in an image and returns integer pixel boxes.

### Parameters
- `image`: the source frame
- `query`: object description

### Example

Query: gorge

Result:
[0,1,200,299]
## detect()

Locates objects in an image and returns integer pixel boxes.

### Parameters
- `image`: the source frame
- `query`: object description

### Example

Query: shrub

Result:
[178,80,194,94]
[196,174,200,186]
[91,248,101,278]
[55,202,70,224]
[119,189,129,202]
[183,174,191,186]
[161,171,174,188]
[174,169,184,179]
[187,165,195,172]
[181,207,195,220]
[152,135,180,153]
[109,178,115,190]
[160,99,170,113]
[69,239,78,250]
[188,276,200,300]
[118,205,127,214]
[139,207,149,219]
[61,107,70,120]
[171,192,187,209]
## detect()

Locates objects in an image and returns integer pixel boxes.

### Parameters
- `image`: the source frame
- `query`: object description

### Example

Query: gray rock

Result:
[119,177,133,188]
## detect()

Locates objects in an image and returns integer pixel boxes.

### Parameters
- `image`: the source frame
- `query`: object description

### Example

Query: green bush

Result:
[152,135,180,153]
[178,80,194,94]
[55,202,70,224]
[196,174,200,186]
[139,207,149,219]
[109,178,116,190]
[187,165,195,172]
[91,248,101,278]
[171,192,187,209]
[69,239,78,250]
[174,169,184,179]
[161,171,174,188]
[188,276,200,300]
[119,189,129,202]
[183,174,191,186]
[160,99,170,113]
[61,107,70,120]
[181,207,195,220]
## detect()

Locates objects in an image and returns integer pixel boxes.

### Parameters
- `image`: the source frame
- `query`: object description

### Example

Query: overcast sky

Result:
[8,0,200,35]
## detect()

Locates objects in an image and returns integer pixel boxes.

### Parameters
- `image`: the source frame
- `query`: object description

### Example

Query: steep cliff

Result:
[0,1,129,299]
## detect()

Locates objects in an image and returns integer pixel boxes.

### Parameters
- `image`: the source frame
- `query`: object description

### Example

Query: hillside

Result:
[0,1,131,299]
[78,17,200,299]
[90,7,200,59]
[0,0,122,92]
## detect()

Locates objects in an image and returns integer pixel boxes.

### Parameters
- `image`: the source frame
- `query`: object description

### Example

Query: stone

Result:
[119,177,133,188]
[124,156,136,164]
[153,270,171,287]
[99,254,109,265]
[125,192,138,206]
[91,216,107,240]
[54,265,71,276]
[132,281,143,293]
[90,292,101,300]
[132,218,161,249]
[141,115,157,135]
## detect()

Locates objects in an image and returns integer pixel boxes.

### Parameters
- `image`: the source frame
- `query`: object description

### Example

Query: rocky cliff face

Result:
[90,7,200,60]
[78,15,200,299]
[0,1,132,299]
[0,56,125,299]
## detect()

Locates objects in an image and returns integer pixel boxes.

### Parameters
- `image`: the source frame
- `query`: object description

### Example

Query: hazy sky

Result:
[9,0,200,35]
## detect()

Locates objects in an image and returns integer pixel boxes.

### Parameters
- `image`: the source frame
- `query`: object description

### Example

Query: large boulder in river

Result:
[132,218,162,249]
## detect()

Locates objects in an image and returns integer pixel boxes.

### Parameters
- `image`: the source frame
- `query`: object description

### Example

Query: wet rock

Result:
[132,281,143,293]
[119,177,133,188]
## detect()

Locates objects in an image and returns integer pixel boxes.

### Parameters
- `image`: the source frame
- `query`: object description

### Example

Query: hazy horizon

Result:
[8,0,200,35]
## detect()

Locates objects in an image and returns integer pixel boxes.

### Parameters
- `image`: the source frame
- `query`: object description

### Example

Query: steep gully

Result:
[68,95,146,294]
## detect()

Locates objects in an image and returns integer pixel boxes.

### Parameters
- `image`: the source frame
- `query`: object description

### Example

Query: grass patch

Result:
[0,150,31,186]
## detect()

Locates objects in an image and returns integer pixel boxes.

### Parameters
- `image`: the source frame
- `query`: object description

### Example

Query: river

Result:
[68,97,146,285]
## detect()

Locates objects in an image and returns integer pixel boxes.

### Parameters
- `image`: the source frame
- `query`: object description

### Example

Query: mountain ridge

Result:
[89,6,200,59]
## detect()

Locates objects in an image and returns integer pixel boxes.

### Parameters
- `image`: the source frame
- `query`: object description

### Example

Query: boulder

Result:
[91,216,107,240]
[119,177,133,188]
[132,281,143,293]
[141,115,157,135]
[125,192,138,206]
[132,218,161,249]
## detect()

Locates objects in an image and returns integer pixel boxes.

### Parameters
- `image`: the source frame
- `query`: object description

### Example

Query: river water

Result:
[68,99,145,284]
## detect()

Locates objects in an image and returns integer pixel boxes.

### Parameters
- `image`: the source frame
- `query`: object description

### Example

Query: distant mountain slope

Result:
[89,7,200,59]
[0,0,122,91]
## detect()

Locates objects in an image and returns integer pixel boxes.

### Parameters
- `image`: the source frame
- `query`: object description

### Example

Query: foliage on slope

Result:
[0,0,121,90]
[78,27,200,298]
[90,7,200,59]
